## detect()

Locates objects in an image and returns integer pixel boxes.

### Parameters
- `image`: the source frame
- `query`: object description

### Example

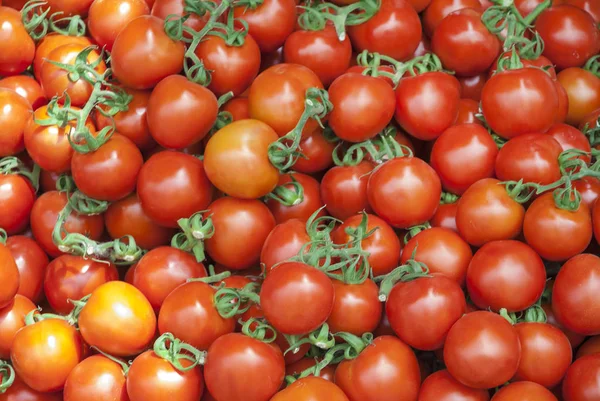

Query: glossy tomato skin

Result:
[0,7,35,76]
[0,174,35,235]
[204,333,285,401]
[151,0,209,34]
[63,355,128,401]
[394,72,461,141]
[11,319,85,392]
[6,236,48,303]
[536,5,600,70]
[321,162,374,221]
[266,173,325,224]
[456,178,525,246]
[548,123,592,164]
[577,336,600,359]
[543,303,586,348]
[418,369,490,401]
[430,123,498,195]
[577,177,600,210]
[455,98,482,125]
[431,202,458,232]
[557,67,600,126]
[565,0,600,22]
[88,0,150,51]
[0,373,63,401]
[423,0,482,37]
[205,197,276,270]
[328,73,396,142]
[78,281,156,356]
[335,335,420,401]
[272,377,349,401]
[260,262,334,335]
[444,311,521,389]
[523,193,592,261]
[492,381,558,401]
[147,75,218,149]
[459,73,487,101]
[0,75,46,109]
[0,88,33,157]
[327,279,382,335]
[260,219,310,273]
[137,150,214,227]
[0,295,36,359]
[562,354,600,401]
[133,246,207,310]
[348,0,422,61]
[367,157,442,229]
[111,15,185,89]
[33,34,93,82]
[203,119,279,199]
[44,255,119,314]
[387,275,466,350]
[223,97,250,121]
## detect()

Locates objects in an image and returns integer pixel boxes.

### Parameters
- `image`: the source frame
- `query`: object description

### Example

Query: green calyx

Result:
[0,156,41,192]
[240,318,278,343]
[153,333,207,371]
[355,51,448,86]
[171,211,215,263]
[377,259,430,301]
[0,361,15,394]
[264,175,305,207]
[22,0,50,41]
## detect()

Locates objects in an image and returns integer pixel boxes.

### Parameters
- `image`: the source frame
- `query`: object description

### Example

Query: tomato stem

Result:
[0,157,41,193]
[91,347,131,376]
[264,175,305,207]
[0,361,15,394]
[584,55,600,79]
[48,12,87,37]
[171,212,215,263]
[21,0,50,41]
[403,222,431,244]
[440,192,459,204]
[153,333,207,370]
[377,259,430,301]
[240,318,278,343]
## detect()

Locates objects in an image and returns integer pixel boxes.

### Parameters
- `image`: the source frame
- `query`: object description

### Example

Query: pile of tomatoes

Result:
[0,0,600,399]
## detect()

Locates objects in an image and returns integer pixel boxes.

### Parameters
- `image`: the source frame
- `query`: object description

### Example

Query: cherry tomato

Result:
[577,336,600,359]
[0,374,62,401]
[6,236,48,303]
[33,34,93,82]
[543,303,586,348]
[431,202,458,232]
[418,369,490,401]
[63,354,128,401]
[266,173,324,223]
[222,97,250,121]
[0,7,35,76]
[272,377,349,401]
[261,219,310,273]
[459,73,487,101]
[46,0,94,16]
[423,0,482,37]
[547,123,592,164]
[455,99,482,125]
[78,281,156,356]
[565,0,600,22]
[0,295,35,359]
[0,242,18,310]
[492,381,558,401]
[0,88,33,157]
[562,354,600,401]
[327,279,382,335]
[557,67,600,126]
[321,161,374,221]
[294,128,335,174]
[554,79,569,124]
[88,0,150,51]
[0,174,35,235]
[0,75,46,109]
[576,177,600,209]
[151,0,209,34]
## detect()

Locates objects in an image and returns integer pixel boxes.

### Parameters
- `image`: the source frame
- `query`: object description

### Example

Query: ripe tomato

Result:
[204,333,285,401]
[204,119,279,199]
[543,303,586,348]
[11,319,85,392]
[565,0,600,22]
[0,374,63,401]
[536,5,600,70]
[595,200,600,245]
[78,281,156,356]
[88,0,150,51]
[327,279,382,335]
[348,0,422,61]
[6,236,48,303]
[547,123,592,164]
[557,67,600,126]
[430,123,498,195]
[0,295,35,359]
[562,354,600,401]
[133,246,207,310]
[0,7,35,76]
[0,88,33,157]
[387,274,466,350]
[44,255,118,314]
[335,335,420,401]
[492,382,558,401]
[523,193,592,261]
[456,178,525,246]
[260,262,334,335]
[554,80,569,124]
[481,68,558,139]
[63,354,128,401]
[553,254,600,335]
[0,243,18,310]
[260,219,310,273]
[459,73,487,101]
[394,72,461,141]
[423,0,482,37]
[455,99,482,125]
[577,336,600,359]
[223,97,250,121]
[111,15,185,89]
[0,174,35,235]
[294,128,335,174]
[33,34,93,82]
[444,311,521,389]
[272,377,349,401]
[46,0,94,16]
[577,177,600,209]
[266,173,324,223]
[418,370,490,401]
[367,157,442,229]
[127,350,204,401]
[151,0,209,34]
[137,150,214,227]
[0,75,46,109]
[431,202,458,232]
[321,161,374,221]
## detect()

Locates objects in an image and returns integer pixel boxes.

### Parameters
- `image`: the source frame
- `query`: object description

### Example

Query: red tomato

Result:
[0,295,35,359]
[321,161,374,221]
[577,336,600,359]
[0,7,35,76]
[554,79,569,124]
[576,177,600,209]
[327,279,382,335]
[260,219,309,274]
[562,354,600,401]
[492,382,558,401]
[547,123,592,164]
[444,311,521,389]
[523,193,593,261]
[459,73,487,101]
[6,236,48,303]
[151,0,209,34]
[88,0,150,51]
[407,0,432,12]
[0,174,35,235]
[394,72,461,141]
[595,200,600,245]
[46,0,94,16]
[565,0,600,22]
[455,98,482,125]
[272,377,349,401]
[0,88,33,157]
[431,202,458,232]
[294,128,335,174]
[0,75,46,109]
[222,97,250,121]
[367,157,442,229]
[0,374,62,401]
[63,354,128,401]
[430,123,498,195]
[418,369,490,401]
[557,67,600,126]
[33,34,93,82]
[543,303,586,348]
[266,173,324,223]
[423,0,482,37]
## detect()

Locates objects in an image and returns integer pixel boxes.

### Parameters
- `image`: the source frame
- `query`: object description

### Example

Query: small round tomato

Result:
[78,281,156,356]
[423,0,482,37]
[0,174,35,235]
[431,202,458,232]
[204,119,279,199]
[557,67,600,126]
[222,97,250,121]
[523,192,593,261]
[294,128,335,174]
[261,219,310,273]
[0,87,33,157]
[576,177,600,209]
[0,7,35,76]
[0,75,46,109]
[0,243,18,310]
[0,295,35,359]
[46,0,94,16]
[459,73,487,101]
[88,0,150,51]
[63,354,128,401]
[33,34,93,82]
[492,382,558,401]
[320,161,374,221]
[327,279,382,335]
[444,311,521,389]
[0,370,63,401]
[455,98,482,125]
[418,370,490,401]
[562,354,600,401]
[266,173,324,223]
[272,377,348,401]
[111,15,185,89]
[44,255,118,314]
[6,236,48,303]
[577,336,600,359]
[547,123,592,164]
[554,80,569,124]
[367,157,442,229]
[543,303,586,349]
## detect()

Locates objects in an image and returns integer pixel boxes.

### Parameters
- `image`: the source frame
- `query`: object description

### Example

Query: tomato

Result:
[423,0,482,37]
[418,370,490,401]
[548,123,592,164]
[536,5,600,70]
[223,97,250,121]
[127,350,204,401]
[283,25,352,87]
[348,0,422,61]
[294,128,335,174]
[432,8,500,76]
[492,381,558,401]
[272,377,349,401]
[88,0,150,51]
[137,150,214,228]
[394,72,461,141]
[78,281,156,356]
[0,295,35,359]
[0,7,35,76]
[523,193,593,261]
[111,15,185,89]
[542,303,586,348]
[387,274,466,350]
[554,79,569,124]
[459,73,487,101]
[0,374,63,401]
[46,0,94,16]
[0,88,33,157]
[0,242,18,311]
[151,0,209,34]
[33,34,93,82]
[444,311,521,389]
[576,177,600,210]
[577,336,600,359]
[0,174,35,235]
[456,178,525,246]
[327,279,381,335]
[431,202,458,232]
[6,236,48,303]
[407,0,432,12]
[565,0,600,22]
[261,219,309,273]
[266,173,324,223]
[72,134,143,201]
[40,44,107,107]
[481,68,558,139]
[133,246,207,310]
[204,333,285,401]
[321,161,374,221]
[286,358,336,382]
[562,354,600,401]
[367,157,442,229]
[204,119,279,199]
[430,123,497,195]
[595,200,600,245]
[25,105,96,173]
[552,254,600,336]
[455,99,482,125]
[333,214,401,277]
[335,335,420,401]
[11,319,85,392]
[557,67,600,126]
[233,0,296,53]
[63,355,128,401]
[0,75,46,109]
[489,53,558,79]
[30,191,104,258]
[328,73,396,142]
